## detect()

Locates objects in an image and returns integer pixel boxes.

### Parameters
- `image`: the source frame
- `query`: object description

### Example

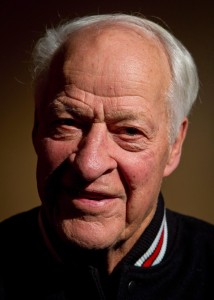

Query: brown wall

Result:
[0,0,213,223]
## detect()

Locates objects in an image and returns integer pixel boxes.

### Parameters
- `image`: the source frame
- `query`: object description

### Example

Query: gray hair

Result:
[32,13,199,142]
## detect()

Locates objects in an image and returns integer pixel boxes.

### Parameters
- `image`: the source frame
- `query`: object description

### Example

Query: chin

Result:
[58,218,122,250]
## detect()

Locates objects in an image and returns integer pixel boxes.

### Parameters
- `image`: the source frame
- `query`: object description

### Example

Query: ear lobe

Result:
[163,118,188,177]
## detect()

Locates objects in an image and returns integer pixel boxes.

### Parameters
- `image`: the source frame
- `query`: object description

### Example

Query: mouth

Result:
[63,185,122,200]
[61,186,124,213]
[75,190,118,201]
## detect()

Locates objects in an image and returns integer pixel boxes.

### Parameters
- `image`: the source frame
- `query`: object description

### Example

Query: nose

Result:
[71,123,117,181]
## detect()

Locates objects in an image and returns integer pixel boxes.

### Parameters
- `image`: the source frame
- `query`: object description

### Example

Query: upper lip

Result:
[76,191,117,200]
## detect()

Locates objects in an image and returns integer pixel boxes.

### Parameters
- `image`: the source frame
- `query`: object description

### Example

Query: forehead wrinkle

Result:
[64,81,146,100]
[48,97,153,125]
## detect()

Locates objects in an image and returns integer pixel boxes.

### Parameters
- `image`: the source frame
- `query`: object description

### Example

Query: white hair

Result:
[32,13,199,142]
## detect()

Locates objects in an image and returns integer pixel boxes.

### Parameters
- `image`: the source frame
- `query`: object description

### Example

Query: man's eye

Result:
[123,127,141,136]
[52,118,78,128]
[48,118,82,140]
[54,119,77,127]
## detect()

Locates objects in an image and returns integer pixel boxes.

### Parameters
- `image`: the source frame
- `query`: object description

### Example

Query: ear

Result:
[163,118,188,177]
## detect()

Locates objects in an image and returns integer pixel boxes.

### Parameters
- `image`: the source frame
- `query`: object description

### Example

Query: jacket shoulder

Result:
[166,209,214,257]
[0,207,41,234]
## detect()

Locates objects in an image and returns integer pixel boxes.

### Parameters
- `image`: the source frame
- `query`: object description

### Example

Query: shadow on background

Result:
[0,0,213,223]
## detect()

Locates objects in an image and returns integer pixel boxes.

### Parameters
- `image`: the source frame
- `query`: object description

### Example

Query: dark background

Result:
[0,0,213,223]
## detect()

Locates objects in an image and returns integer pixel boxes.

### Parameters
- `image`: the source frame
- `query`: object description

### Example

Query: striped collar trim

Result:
[134,210,168,268]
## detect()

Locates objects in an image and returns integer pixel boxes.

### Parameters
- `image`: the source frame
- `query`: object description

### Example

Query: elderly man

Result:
[1,13,213,300]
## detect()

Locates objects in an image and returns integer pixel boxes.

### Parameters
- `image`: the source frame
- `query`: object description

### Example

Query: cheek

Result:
[123,140,170,190]
[121,151,157,190]
[36,140,73,202]
[120,150,167,220]
[37,139,70,172]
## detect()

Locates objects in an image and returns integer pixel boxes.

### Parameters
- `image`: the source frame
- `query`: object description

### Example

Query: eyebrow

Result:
[49,102,91,118]
[48,100,152,126]
[105,110,149,122]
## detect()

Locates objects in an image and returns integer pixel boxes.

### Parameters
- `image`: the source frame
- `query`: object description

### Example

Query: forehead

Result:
[38,23,171,113]
[64,24,170,86]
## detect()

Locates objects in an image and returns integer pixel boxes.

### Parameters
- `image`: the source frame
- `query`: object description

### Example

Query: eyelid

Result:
[110,122,146,135]
[52,117,91,136]
[111,129,149,152]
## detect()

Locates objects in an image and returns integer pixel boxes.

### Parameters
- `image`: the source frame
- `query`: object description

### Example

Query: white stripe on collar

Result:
[135,211,168,267]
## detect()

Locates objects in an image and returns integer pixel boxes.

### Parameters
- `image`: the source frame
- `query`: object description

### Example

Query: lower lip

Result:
[71,197,118,213]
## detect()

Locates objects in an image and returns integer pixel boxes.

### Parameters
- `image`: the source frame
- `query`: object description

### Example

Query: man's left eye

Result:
[123,127,140,136]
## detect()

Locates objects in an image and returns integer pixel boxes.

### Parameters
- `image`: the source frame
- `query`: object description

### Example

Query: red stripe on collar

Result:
[135,212,168,268]
[142,226,164,267]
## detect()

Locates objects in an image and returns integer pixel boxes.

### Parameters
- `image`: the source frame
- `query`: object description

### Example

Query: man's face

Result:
[34,25,174,252]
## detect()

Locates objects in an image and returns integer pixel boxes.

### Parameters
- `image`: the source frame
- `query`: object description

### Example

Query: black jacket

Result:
[0,195,214,300]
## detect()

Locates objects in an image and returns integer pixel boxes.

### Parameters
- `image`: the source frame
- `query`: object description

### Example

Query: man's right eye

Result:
[46,118,83,140]
[54,118,77,127]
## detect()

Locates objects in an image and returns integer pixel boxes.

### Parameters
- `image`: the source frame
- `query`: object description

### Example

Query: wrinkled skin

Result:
[33,24,187,273]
